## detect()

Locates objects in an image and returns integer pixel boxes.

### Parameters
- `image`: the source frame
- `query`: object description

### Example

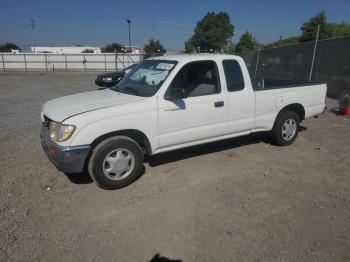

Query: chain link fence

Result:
[237,36,350,98]
[2,38,349,98]
[0,53,165,72]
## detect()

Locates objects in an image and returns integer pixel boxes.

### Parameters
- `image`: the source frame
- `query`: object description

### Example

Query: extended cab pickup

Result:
[40,54,327,189]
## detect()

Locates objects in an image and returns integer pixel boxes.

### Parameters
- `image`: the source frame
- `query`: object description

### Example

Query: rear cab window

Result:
[222,60,245,92]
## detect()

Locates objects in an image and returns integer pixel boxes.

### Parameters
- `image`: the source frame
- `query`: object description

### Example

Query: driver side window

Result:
[169,60,220,97]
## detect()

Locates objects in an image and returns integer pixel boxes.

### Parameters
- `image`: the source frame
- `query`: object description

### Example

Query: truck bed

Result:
[252,79,327,132]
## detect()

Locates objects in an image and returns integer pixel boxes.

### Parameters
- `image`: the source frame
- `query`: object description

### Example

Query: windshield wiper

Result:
[109,84,121,92]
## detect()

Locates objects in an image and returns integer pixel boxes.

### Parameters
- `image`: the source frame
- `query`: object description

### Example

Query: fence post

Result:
[104,54,107,71]
[65,54,68,70]
[309,25,320,82]
[83,54,86,70]
[1,53,5,71]
[44,54,48,71]
[24,54,27,71]
[127,54,135,65]
[115,52,118,70]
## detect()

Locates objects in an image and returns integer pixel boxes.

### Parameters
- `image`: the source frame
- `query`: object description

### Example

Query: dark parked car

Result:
[95,64,138,87]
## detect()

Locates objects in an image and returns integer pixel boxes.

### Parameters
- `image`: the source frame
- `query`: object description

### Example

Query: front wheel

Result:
[88,136,144,190]
[271,110,300,146]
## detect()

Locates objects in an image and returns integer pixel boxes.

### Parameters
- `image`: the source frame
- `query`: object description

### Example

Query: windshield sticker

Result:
[156,63,174,70]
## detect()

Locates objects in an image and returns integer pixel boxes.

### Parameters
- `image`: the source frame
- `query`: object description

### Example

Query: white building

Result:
[31,46,101,54]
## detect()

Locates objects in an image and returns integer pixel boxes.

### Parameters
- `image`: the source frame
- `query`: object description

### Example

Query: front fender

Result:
[60,98,159,152]
[70,111,157,151]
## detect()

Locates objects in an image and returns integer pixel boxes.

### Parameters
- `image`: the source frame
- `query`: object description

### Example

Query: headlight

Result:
[49,121,76,142]
[103,77,113,81]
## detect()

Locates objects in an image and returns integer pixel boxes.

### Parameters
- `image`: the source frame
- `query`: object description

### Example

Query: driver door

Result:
[157,60,228,149]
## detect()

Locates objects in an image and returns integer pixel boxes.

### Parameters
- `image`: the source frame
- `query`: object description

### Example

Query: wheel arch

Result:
[279,103,305,121]
[89,129,152,156]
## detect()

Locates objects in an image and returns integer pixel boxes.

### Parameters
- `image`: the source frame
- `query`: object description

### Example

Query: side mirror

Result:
[168,87,187,100]
[115,76,124,84]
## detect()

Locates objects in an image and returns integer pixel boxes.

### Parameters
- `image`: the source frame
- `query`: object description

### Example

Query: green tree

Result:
[235,32,258,53]
[224,43,236,54]
[101,43,123,53]
[300,11,332,42]
[263,36,300,49]
[184,38,195,53]
[184,12,234,52]
[144,39,166,54]
[328,23,350,38]
[0,43,21,52]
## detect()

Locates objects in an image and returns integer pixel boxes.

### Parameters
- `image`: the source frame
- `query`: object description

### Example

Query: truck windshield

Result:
[111,60,177,97]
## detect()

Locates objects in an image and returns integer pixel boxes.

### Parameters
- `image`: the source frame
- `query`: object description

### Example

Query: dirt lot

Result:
[0,71,350,262]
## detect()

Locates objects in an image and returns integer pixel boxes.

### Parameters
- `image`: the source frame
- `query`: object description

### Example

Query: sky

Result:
[0,0,349,52]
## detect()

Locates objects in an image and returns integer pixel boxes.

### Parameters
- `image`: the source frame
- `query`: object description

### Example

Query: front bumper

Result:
[40,126,90,173]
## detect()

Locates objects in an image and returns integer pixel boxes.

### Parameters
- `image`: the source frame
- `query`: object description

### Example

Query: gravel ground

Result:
[0,71,350,262]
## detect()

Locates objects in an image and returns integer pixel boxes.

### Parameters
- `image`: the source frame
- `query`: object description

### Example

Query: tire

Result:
[88,136,144,190]
[271,110,300,146]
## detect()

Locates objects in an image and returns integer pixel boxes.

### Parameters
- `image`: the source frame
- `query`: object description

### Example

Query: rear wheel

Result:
[271,110,300,146]
[88,136,144,189]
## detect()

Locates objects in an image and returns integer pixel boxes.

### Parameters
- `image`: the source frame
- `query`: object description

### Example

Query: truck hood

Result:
[42,89,144,122]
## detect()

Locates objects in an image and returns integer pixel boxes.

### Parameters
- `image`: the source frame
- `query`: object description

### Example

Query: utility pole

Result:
[309,24,320,82]
[127,19,131,52]
[30,19,36,53]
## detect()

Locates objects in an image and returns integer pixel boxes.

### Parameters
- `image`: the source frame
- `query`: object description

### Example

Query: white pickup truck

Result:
[41,54,327,189]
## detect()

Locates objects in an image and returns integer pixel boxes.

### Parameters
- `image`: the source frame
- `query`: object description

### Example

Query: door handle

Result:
[214,101,224,108]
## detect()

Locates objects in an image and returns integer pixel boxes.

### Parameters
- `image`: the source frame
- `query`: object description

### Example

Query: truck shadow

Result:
[64,172,93,184]
[64,166,147,185]
[147,132,269,167]
[148,127,307,167]
[63,127,307,184]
